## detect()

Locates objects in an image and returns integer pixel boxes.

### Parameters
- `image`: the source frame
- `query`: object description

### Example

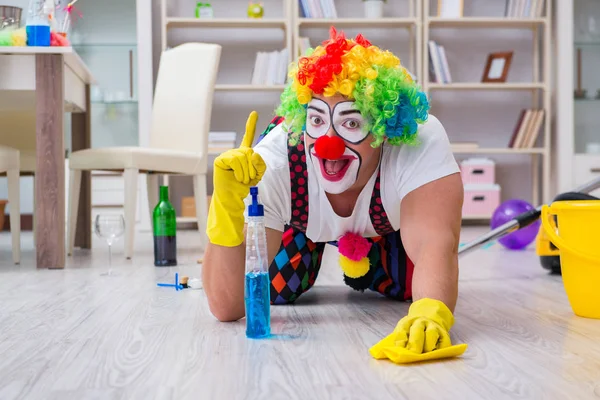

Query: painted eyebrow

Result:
[337,109,361,116]
[307,105,326,114]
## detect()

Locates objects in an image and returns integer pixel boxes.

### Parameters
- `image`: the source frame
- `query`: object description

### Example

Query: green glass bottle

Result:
[153,186,177,267]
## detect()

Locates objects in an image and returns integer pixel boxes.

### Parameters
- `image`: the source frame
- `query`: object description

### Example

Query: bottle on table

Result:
[25,0,51,46]
[244,186,271,339]
[153,185,177,267]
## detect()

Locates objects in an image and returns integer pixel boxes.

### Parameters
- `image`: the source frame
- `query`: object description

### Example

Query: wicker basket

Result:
[0,6,22,30]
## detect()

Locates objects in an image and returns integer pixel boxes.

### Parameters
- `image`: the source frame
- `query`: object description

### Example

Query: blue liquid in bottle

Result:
[26,25,51,46]
[26,0,51,46]
[244,187,271,339]
[245,271,270,338]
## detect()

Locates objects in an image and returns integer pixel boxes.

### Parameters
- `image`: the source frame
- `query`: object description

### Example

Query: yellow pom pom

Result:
[339,255,370,279]
[12,28,27,47]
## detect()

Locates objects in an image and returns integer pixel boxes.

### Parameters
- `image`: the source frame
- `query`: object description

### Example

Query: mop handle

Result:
[458,176,600,258]
[574,176,600,194]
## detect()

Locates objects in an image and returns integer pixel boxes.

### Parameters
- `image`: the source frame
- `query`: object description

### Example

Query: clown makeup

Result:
[306,99,369,144]
[305,97,374,194]
[309,142,362,195]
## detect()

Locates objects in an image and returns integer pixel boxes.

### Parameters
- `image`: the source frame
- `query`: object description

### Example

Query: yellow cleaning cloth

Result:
[369,298,468,364]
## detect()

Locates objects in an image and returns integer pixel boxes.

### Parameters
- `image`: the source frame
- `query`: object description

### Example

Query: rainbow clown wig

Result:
[276,27,430,148]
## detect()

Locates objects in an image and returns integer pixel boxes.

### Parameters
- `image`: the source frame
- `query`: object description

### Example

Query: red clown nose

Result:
[314,135,345,160]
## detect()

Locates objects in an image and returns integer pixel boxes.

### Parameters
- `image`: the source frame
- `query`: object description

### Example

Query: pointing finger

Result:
[241,111,259,148]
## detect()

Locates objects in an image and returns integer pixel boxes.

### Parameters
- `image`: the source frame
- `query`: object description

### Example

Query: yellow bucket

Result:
[541,200,600,319]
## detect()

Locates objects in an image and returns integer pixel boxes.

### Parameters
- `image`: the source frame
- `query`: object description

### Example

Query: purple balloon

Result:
[490,199,541,250]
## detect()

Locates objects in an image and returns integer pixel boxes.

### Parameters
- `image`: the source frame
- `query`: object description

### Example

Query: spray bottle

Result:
[244,186,270,339]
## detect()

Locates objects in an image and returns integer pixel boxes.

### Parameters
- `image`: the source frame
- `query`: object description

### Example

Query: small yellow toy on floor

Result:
[370,298,468,364]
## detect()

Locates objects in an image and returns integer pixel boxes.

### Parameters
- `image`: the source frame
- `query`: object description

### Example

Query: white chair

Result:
[67,42,222,259]
[0,111,38,257]
[0,112,37,175]
[0,145,21,264]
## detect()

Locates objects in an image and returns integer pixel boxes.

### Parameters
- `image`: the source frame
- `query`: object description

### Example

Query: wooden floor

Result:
[1,227,600,400]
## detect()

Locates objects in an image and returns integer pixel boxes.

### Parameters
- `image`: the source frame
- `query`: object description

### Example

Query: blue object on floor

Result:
[157,272,183,290]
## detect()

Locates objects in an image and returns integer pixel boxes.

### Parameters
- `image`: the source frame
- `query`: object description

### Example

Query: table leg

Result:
[71,85,92,249]
[35,54,65,269]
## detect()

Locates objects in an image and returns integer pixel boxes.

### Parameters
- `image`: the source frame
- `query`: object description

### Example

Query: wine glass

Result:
[94,214,125,276]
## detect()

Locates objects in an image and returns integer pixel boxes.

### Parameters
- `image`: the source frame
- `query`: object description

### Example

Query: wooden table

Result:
[0,47,95,269]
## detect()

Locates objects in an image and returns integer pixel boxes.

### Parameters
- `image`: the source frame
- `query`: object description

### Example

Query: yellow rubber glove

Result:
[207,111,267,247]
[370,298,468,364]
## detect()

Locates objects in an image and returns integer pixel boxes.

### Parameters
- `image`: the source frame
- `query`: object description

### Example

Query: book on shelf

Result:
[298,36,312,57]
[299,0,338,19]
[251,48,289,86]
[428,40,452,84]
[508,108,544,148]
[504,0,545,18]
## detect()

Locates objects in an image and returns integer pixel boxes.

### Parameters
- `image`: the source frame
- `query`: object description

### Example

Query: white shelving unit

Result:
[428,16,547,28]
[159,0,556,223]
[428,82,546,90]
[165,17,289,29]
[160,0,294,84]
[214,84,287,91]
[297,17,418,27]
[293,0,421,78]
[422,0,553,209]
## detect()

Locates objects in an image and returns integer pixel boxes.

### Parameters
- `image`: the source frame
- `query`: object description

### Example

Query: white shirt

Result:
[244,114,460,243]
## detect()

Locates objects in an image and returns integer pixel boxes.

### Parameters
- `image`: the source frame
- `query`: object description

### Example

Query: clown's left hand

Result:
[369,298,467,364]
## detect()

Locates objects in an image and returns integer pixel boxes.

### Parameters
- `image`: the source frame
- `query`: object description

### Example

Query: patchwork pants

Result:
[269,226,415,305]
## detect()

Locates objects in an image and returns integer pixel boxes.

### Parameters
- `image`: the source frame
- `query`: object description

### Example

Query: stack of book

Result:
[428,40,452,84]
[251,49,290,86]
[208,131,237,153]
[299,0,338,18]
[504,0,546,17]
[508,109,545,148]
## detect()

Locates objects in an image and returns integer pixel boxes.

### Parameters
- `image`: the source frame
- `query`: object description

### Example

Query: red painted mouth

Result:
[313,153,356,182]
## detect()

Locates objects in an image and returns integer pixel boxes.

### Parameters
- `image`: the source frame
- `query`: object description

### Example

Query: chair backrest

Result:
[150,43,222,154]
[0,111,36,151]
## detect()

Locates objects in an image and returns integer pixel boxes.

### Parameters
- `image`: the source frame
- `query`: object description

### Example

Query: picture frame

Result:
[481,52,514,83]
[437,0,464,18]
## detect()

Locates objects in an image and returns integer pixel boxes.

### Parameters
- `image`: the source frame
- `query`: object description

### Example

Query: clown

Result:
[204,28,467,362]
